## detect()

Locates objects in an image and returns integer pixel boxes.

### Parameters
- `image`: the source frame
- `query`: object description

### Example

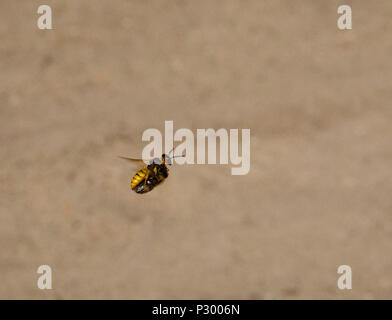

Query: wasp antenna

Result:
[171,154,185,159]
[167,147,176,156]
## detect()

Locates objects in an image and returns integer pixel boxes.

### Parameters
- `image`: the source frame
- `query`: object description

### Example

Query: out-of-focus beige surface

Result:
[1,0,391,299]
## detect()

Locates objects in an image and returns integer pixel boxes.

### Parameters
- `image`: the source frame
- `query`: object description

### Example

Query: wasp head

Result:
[162,154,172,166]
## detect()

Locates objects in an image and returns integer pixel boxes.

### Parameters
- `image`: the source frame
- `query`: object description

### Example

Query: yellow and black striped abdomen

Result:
[131,167,149,190]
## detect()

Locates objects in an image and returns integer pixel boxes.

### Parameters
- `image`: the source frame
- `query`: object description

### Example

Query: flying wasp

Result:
[119,149,183,194]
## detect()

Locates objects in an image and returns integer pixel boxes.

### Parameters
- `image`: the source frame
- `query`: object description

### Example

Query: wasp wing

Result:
[118,156,146,163]
[118,156,152,169]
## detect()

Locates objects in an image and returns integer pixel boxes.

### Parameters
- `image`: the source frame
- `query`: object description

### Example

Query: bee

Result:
[119,149,183,194]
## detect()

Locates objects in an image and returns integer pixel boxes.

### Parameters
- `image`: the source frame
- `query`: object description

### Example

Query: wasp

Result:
[119,149,183,194]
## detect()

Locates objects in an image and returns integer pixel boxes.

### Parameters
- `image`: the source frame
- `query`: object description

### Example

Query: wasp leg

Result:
[134,171,150,194]
[143,171,150,187]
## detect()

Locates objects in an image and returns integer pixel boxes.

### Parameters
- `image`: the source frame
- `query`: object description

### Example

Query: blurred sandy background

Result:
[1,0,391,299]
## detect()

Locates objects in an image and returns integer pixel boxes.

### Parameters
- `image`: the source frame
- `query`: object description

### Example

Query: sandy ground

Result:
[1,0,392,299]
